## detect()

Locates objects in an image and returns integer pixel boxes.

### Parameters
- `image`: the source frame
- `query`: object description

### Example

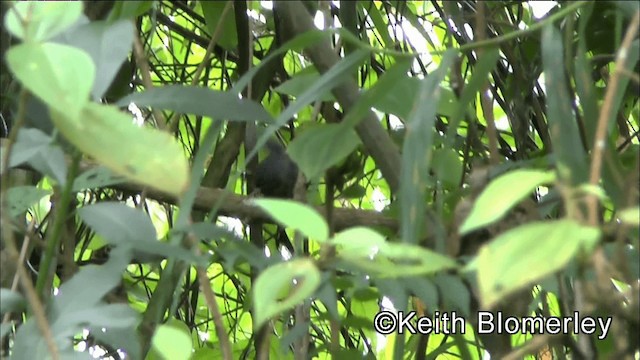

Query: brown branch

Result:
[275,0,402,193]
[114,180,399,232]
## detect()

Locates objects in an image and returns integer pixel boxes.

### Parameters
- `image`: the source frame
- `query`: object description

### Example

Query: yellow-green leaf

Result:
[50,103,189,196]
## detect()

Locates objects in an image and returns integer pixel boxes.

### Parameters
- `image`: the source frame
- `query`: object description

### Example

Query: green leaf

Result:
[5,186,51,217]
[10,128,67,184]
[250,49,370,163]
[460,169,556,235]
[78,202,199,263]
[342,57,414,126]
[116,85,274,123]
[8,128,51,166]
[332,228,457,277]
[618,207,640,227]
[56,20,135,99]
[363,2,395,49]
[78,202,157,244]
[201,1,237,50]
[253,259,321,328]
[400,50,457,244]
[473,220,600,308]
[542,25,588,185]
[252,199,329,242]
[434,274,471,316]
[274,72,335,102]
[379,243,458,276]
[288,124,360,180]
[72,166,126,191]
[331,227,387,254]
[149,320,193,360]
[431,148,463,187]
[0,289,25,315]
[373,76,420,119]
[6,43,95,120]
[50,102,190,196]
[107,1,153,21]
[4,1,83,42]
[52,246,131,313]
[446,48,500,144]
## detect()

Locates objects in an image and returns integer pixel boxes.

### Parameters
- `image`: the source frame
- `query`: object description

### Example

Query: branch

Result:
[275,0,402,193]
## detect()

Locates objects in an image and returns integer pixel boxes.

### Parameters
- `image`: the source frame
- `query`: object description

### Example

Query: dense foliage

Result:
[0,1,638,359]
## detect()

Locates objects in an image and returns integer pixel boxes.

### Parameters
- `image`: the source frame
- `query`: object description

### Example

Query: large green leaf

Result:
[4,1,83,42]
[201,1,237,50]
[56,19,135,99]
[431,147,463,187]
[50,102,189,196]
[0,289,25,315]
[374,76,458,120]
[116,85,274,123]
[473,220,600,308]
[460,169,556,235]
[107,1,153,21]
[252,199,329,242]
[149,320,193,360]
[399,50,456,244]
[253,259,321,328]
[341,57,414,127]
[78,202,199,263]
[342,243,458,277]
[12,247,135,359]
[274,72,335,102]
[5,186,51,218]
[331,227,387,254]
[6,42,94,120]
[542,25,588,185]
[288,123,360,180]
[332,227,457,277]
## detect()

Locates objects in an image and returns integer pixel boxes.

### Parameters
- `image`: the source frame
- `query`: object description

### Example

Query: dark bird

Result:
[254,139,298,252]
[255,139,298,199]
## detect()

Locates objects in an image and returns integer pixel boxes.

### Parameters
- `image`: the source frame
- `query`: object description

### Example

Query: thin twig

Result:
[193,238,232,360]
[587,10,640,225]
[2,219,34,325]
[435,2,587,54]
[167,1,234,133]
[0,89,59,359]
[132,33,167,130]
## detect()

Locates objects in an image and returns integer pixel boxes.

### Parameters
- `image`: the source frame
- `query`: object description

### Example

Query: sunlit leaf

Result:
[50,102,189,195]
[4,1,83,42]
[253,259,321,328]
[473,220,600,308]
[252,199,329,242]
[149,320,193,360]
[7,43,94,120]
[460,169,556,235]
